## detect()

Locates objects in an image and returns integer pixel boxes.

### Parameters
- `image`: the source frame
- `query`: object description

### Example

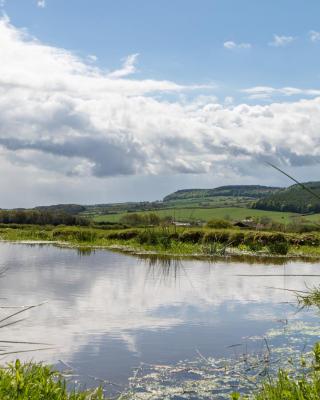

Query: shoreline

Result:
[2,238,320,263]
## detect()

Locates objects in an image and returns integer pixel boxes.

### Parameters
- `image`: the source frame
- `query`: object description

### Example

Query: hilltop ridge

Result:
[253,181,320,214]
[163,185,282,202]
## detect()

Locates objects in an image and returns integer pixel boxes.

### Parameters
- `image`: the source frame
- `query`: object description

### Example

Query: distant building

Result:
[173,221,191,227]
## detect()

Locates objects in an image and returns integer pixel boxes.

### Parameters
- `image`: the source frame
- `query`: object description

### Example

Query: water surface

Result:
[0,243,319,395]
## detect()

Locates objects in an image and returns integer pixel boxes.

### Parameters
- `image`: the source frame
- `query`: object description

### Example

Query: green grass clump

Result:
[297,287,320,308]
[52,228,98,243]
[0,360,104,399]
[106,230,139,240]
[206,218,232,229]
[235,343,320,399]
[179,230,204,243]
[267,241,289,255]
[252,370,320,399]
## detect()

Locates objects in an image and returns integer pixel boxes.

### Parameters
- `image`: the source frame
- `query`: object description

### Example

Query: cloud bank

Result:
[243,86,320,100]
[0,18,320,204]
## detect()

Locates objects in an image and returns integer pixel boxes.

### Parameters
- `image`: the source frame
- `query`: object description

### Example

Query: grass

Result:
[234,342,320,399]
[249,370,320,399]
[92,207,304,224]
[2,224,320,258]
[297,287,320,309]
[0,360,104,399]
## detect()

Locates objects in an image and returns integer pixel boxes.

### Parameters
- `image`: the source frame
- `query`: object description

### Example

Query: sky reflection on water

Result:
[0,243,319,387]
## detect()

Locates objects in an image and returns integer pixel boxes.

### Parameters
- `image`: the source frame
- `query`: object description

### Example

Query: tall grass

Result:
[0,360,104,399]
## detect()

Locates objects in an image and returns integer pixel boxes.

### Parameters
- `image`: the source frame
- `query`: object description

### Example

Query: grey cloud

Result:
[0,18,320,193]
[0,136,146,176]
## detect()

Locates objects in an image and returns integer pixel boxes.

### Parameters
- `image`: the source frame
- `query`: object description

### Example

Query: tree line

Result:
[0,210,89,226]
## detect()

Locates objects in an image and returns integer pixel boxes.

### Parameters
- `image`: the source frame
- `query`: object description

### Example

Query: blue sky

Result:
[0,1,320,206]
[5,0,320,99]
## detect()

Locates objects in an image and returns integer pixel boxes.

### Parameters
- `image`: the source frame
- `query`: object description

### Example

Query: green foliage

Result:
[247,241,264,252]
[157,234,172,249]
[297,287,320,308]
[228,231,245,245]
[267,241,289,255]
[137,230,159,245]
[252,369,320,399]
[94,207,299,225]
[34,204,86,215]
[119,213,160,226]
[286,220,320,233]
[202,241,228,256]
[164,185,281,202]
[202,230,230,243]
[0,210,89,226]
[106,230,139,240]
[206,218,232,229]
[235,343,320,399]
[253,181,320,214]
[136,229,173,249]
[0,360,104,399]
[179,230,204,243]
[52,228,97,242]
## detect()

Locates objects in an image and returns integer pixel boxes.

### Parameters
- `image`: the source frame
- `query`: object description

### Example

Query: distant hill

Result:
[163,185,282,202]
[253,181,320,214]
[33,204,86,215]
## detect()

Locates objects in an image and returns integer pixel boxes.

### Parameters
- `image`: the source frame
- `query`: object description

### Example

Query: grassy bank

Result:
[0,360,104,399]
[7,356,320,399]
[1,224,320,258]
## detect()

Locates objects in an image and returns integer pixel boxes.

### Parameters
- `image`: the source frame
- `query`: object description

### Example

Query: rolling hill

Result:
[253,181,320,214]
[163,185,282,202]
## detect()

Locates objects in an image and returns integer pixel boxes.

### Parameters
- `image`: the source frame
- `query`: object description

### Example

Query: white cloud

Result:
[108,53,139,79]
[243,86,320,99]
[87,54,98,63]
[269,34,295,47]
[224,96,234,105]
[223,41,251,50]
[3,247,313,365]
[0,18,320,205]
[309,30,320,42]
[37,0,46,7]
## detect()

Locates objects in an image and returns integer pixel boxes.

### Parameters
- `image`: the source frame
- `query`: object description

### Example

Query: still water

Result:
[0,243,320,396]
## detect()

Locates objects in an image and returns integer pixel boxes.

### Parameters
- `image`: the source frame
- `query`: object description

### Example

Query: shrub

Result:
[179,230,204,243]
[247,242,264,252]
[52,228,97,242]
[228,231,245,246]
[137,230,157,245]
[106,230,139,240]
[158,234,172,249]
[267,240,289,255]
[119,213,146,226]
[206,219,232,229]
[265,232,287,244]
[202,231,230,244]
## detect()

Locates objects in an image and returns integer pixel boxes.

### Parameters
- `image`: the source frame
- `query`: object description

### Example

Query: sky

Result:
[1,0,320,207]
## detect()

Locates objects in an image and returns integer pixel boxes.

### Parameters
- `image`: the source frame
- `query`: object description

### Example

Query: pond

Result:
[1,242,320,398]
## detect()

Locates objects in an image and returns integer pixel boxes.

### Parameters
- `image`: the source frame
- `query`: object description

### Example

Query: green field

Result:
[92,207,315,224]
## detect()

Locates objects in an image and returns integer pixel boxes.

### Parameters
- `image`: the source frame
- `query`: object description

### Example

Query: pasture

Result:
[91,206,312,224]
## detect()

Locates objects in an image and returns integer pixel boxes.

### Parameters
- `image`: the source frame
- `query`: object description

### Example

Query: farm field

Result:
[91,206,314,224]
